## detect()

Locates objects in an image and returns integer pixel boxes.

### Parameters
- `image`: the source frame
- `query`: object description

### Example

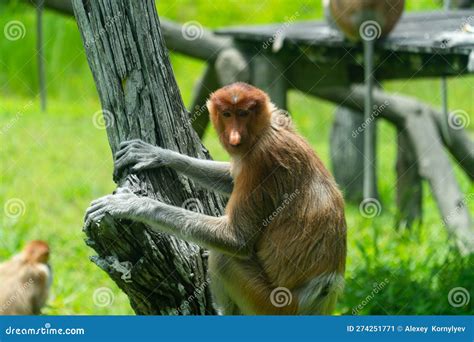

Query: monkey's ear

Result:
[206,99,220,127]
[206,99,214,114]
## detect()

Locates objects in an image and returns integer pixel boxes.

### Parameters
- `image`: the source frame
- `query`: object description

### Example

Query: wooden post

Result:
[251,54,287,109]
[363,39,376,200]
[330,106,367,202]
[36,0,46,111]
[395,130,422,229]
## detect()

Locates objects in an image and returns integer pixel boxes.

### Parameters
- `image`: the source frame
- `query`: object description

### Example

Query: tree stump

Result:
[73,0,225,315]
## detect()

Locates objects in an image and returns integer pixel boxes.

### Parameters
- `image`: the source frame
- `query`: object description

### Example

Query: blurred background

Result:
[0,0,472,315]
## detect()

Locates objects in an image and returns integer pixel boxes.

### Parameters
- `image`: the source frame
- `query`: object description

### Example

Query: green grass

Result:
[0,0,473,315]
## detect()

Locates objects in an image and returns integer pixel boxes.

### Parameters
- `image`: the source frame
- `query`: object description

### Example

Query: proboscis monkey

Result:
[86,82,347,315]
[0,240,51,315]
[327,0,405,41]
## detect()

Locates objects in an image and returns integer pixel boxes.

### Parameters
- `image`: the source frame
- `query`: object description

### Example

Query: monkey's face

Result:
[23,240,50,264]
[207,82,271,155]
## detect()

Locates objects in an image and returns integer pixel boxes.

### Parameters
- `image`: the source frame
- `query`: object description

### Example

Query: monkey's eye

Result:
[237,109,249,117]
[222,111,231,118]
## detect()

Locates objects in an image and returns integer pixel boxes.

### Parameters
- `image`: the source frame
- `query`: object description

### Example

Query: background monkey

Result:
[86,82,347,315]
[0,240,51,315]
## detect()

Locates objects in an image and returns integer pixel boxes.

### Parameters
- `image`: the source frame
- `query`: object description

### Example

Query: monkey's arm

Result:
[114,140,233,196]
[85,192,249,257]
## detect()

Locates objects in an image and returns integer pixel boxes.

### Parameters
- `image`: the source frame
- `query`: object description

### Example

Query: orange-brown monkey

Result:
[327,0,404,41]
[0,241,51,315]
[87,82,347,315]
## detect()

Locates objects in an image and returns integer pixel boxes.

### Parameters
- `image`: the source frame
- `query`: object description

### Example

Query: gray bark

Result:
[72,0,224,315]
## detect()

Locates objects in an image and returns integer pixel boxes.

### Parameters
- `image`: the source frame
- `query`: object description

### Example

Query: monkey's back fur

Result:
[0,255,50,315]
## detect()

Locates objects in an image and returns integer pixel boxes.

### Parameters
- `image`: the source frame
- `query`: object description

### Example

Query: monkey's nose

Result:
[229,131,241,146]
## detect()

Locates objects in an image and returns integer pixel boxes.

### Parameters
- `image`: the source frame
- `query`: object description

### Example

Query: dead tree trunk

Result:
[72,0,224,315]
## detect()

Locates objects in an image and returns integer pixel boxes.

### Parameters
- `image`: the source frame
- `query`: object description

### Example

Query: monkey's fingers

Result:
[84,206,107,229]
[130,161,153,173]
[84,209,107,229]
[119,139,146,149]
[85,202,105,217]
[115,143,138,159]
[114,154,142,176]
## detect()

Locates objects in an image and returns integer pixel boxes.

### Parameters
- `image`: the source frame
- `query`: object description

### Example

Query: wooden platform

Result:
[215,10,474,86]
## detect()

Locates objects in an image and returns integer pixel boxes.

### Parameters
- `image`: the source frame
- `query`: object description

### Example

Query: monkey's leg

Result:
[213,255,298,315]
[210,281,241,315]
[208,252,241,315]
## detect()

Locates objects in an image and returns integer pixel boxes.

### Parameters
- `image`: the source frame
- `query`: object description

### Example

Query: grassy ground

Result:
[0,1,473,315]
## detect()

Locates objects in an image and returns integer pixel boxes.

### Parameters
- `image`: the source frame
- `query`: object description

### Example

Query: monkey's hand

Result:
[84,189,142,229]
[113,139,172,181]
